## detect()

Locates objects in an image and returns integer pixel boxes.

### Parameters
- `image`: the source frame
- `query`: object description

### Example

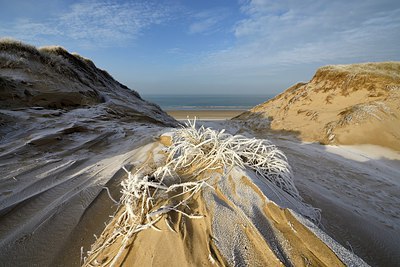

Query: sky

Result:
[0,0,399,95]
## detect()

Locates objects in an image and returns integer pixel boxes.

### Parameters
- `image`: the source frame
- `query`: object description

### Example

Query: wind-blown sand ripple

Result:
[0,108,167,266]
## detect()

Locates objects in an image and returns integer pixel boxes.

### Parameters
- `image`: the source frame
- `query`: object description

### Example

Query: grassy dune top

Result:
[0,38,90,63]
[317,62,400,80]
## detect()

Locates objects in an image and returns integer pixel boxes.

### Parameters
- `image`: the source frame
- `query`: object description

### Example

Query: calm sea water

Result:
[143,95,273,110]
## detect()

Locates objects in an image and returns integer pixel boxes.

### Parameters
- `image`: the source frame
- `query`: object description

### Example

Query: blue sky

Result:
[1,0,399,95]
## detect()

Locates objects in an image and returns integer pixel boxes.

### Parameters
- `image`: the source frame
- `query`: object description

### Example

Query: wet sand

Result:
[167,109,246,120]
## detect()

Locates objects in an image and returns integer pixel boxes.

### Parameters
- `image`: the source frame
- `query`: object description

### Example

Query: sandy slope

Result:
[209,120,400,266]
[276,139,400,267]
[233,62,400,265]
[0,40,176,126]
[0,107,169,266]
[84,132,367,267]
[235,62,400,150]
[0,40,177,266]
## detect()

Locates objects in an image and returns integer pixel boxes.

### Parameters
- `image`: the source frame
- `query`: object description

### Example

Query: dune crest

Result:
[235,62,400,150]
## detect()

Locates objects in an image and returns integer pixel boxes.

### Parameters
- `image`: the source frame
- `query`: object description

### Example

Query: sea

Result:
[143,94,274,111]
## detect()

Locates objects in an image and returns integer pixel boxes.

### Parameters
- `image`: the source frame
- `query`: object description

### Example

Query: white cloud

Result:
[59,1,171,46]
[203,0,400,70]
[0,18,61,44]
[167,47,183,54]
[188,9,229,34]
[0,0,173,47]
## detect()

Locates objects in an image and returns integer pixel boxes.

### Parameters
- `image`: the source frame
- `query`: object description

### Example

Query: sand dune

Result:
[0,107,167,266]
[197,120,400,266]
[232,63,400,265]
[1,41,395,267]
[0,40,176,266]
[83,126,368,267]
[235,62,400,151]
[0,39,176,126]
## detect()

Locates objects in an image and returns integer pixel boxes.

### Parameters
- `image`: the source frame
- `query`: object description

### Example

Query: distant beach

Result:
[167,109,245,120]
[144,94,272,120]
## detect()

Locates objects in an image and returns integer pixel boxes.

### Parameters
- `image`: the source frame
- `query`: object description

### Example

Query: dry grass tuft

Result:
[85,119,305,265]
[83,119,302,265]
[84,159,211,266]
[160,119,300,199]
[0,38,97,77]
[319,62,400,80]
[0,38,39,56]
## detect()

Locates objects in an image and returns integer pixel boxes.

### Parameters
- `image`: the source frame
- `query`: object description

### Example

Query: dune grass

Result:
[158,119,299,199]
[0,38,39,55]
[0,38,94,75]
[320,62,400,80]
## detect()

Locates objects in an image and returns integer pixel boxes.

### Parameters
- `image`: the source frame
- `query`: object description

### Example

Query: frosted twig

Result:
[102,187,119,204]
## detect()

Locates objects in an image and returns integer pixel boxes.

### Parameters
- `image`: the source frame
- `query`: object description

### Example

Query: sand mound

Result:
[235,62,400,150]
[83,123,368,266]
[0,38,176,126]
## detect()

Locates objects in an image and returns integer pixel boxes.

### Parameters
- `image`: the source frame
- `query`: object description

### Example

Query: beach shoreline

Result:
[166,109,246,120]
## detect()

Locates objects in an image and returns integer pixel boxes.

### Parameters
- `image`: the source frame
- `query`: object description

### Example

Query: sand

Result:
[213,120,400,266]
[0,40,176,266]
[0,107,168,266]
[82,129,368,267]
[167,110,246,120]
[1,113,391,266]
[1,42,395,266]
[236,62,400,151]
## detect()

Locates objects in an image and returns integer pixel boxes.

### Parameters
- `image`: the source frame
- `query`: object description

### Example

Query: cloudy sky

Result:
[1,0,399,95]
